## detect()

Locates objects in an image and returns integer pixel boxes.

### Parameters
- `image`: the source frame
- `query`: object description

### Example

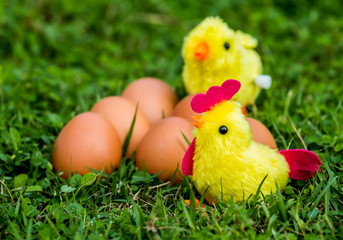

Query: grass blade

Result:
[182,201,195,230]
[311,176,337,211]
[252,174,268,203]
[7,219,23,240]
[170,163,180,186]
[199,186,209,210]
[132,200,144,240]
[180,130,191,146]
[123,104,139,157]
[276,183,287,222]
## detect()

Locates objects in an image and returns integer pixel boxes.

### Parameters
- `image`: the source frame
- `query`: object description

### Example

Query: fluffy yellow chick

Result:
[182,17,271,106]
[182,80,321,204]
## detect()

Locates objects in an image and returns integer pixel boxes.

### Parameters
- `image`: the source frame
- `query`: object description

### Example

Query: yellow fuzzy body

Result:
[192,101,289,203]
[182,17,262,106]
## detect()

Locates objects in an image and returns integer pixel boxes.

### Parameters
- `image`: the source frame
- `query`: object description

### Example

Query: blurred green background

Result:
[1,0,342,239]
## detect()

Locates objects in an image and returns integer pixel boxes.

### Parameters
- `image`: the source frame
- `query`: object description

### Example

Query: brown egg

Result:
[246,117,277,149]
[172,93,201,123]
[135,117,194,183]
[121,77,178,125]
[91,96,150,157]
[52,112,122,179]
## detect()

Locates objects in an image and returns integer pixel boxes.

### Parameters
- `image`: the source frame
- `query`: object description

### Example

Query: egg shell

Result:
[91,96,150,157]
[246,117,277,149]
[172,93,201,123]
[121,77,178,125]
[135,117,194,183]
[52,112,122,179]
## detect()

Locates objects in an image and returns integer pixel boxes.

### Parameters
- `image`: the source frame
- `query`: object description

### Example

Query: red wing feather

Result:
[182,138,196,176]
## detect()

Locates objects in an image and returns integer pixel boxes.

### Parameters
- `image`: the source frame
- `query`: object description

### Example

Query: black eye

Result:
[219,125,228,135]
[224,42,230,50]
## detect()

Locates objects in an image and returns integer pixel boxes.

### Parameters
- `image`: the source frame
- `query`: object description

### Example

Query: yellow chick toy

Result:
[182,80,321,204]
[182,17,271,106]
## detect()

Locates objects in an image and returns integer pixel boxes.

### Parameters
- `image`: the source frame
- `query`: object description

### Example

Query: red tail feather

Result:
[279,149,321,181]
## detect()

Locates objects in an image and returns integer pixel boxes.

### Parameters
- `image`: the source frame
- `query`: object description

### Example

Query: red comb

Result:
[191,79,241,113]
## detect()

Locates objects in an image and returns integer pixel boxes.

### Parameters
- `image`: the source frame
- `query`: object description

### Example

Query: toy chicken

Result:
[182,79,321,204]
[182,17,271,106]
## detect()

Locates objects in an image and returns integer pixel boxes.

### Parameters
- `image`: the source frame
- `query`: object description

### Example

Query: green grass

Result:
[1,0,343,239]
